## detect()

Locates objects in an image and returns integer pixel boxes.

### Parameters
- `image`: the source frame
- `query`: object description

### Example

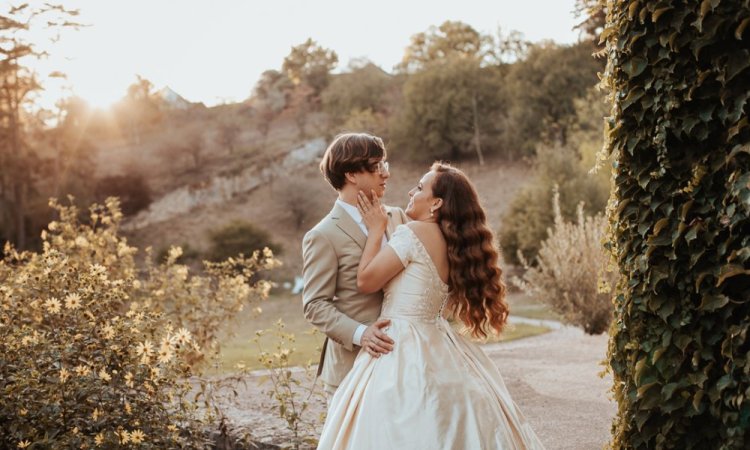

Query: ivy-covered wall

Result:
[604,0,749,448]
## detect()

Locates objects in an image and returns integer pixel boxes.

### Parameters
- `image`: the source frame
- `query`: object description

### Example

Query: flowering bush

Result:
[0,198,279,448]
[514,188,616,334]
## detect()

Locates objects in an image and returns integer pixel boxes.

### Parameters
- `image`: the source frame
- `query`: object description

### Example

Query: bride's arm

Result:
[356,190,406,294]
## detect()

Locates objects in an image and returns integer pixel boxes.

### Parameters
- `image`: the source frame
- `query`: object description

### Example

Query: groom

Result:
[302,132,408,396]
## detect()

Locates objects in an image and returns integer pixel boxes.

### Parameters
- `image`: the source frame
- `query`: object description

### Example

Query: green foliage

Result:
[254,320,324,449]
[208,220,282,262]
[392,58,505,162]
[603,1,750,448]
[500,144,610,265]
[0,199,279,448]
[397,20,493,72]
[502,41,604,158]
[514,188,615,334]
[321,62,392,131]
[282,38,338,98]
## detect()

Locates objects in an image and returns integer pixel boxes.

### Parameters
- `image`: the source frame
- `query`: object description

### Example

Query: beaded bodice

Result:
[381,225,451,323]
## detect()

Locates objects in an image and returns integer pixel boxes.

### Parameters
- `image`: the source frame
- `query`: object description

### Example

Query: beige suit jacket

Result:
[302,201,409,389]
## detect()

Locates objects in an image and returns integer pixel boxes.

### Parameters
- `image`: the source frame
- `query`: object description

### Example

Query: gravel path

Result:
[216,324,616,449]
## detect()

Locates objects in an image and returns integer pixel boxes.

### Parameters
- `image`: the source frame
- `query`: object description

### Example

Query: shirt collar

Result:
[336,198,363,224]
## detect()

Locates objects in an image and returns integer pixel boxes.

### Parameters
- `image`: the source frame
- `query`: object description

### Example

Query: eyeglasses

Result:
[372,161,390,175]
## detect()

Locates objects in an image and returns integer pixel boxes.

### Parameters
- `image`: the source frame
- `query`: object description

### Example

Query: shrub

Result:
[499,144,610,264]
[0,198,279,448]
[95,174,153,216]
[207,221,281,262]
[514,188,616,334]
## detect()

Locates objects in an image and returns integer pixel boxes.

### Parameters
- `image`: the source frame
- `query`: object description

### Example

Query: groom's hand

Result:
[361,319,394,357]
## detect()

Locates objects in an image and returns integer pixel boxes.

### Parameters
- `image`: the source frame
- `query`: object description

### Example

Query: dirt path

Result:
[217,324,616,449]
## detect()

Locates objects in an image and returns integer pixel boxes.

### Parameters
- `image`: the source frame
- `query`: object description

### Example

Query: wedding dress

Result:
[317,225,545,449]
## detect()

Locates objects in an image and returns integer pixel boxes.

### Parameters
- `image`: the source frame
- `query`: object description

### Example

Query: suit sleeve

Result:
[302,228,361,351]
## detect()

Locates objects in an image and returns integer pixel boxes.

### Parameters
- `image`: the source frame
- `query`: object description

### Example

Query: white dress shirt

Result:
[336,199,387,346]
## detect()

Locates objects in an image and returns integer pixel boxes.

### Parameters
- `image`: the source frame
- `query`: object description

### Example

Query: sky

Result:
[28,0,583,108]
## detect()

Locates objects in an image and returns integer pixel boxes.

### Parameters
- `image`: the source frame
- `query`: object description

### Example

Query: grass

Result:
[507,291,563,322]
[212,291,557,374]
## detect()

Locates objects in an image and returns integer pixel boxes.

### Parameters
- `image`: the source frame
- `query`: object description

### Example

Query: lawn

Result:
[213,291,557,373]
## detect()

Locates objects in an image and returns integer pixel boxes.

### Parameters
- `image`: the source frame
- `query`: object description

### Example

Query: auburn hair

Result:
[431,162,508,338]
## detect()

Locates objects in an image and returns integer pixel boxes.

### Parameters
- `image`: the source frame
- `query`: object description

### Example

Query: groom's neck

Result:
[338,188,358,206]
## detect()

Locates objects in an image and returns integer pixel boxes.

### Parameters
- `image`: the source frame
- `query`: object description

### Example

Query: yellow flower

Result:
[59,367,70,383]
[75,365,91,377]
[98,368,111,382]
[129,429,145,444]
[17,440,31,449]
[125,401,132,415]
[157,347,174,364]
[136,340,154,362]
[597,278,611,294]
[64,293,82,310]
[72,426,79,434]
[150,367,161,380]
[174,328,192,345]
[75,236,90,248]
[103,325,115,339]
[94,433,104,446]
[45,297,62,314]
[167,424,177,432]
[19,408,27,416]
[119,430,130,444]
[92,408,101,420]
[125,372,134,388]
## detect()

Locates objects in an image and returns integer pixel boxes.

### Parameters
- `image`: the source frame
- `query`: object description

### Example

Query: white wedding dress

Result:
[317,225,545,449]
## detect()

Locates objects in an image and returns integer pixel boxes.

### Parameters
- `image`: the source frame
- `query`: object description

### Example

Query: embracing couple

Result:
[302,133,544,449]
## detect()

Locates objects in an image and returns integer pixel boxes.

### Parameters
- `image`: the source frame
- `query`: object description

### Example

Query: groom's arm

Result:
[302,228,361,352]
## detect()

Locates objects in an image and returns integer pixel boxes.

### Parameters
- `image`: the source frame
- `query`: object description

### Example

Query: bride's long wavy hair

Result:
[431,162,508,338]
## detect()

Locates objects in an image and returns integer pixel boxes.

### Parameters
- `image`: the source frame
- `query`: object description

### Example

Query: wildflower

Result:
[48,221,59,231]
[45,297,62,314]
[98,368,111,382]
[75,236,90,248]
[92,408,101,420]
[174,328,192,345]
[167,424,178,432]
[60,367,70,383]
[157,346,174,364]
[132,279,142,289]
[119,430,130,444]
[150,367,161,380]
[17,440,31,449]
[94,433,104,446]
[64,293,82,310]
[101,324,115,339]
[136,340,154,362]
[597,278,611,294]
[125,401,132,415]
[75,365,91,377]
[72,426,79,434]
[125,372,134,388]
[129,429,145,444]
[19,408,28,416]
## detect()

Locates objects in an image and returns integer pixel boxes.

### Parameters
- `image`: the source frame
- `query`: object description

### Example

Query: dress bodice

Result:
[381,225,451,322]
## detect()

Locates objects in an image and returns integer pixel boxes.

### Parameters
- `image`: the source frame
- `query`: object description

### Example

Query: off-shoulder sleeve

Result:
[387,224,414,267]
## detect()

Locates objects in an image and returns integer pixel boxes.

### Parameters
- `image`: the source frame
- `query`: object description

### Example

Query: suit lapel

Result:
[331,202,367,249]
[385,209,395,240]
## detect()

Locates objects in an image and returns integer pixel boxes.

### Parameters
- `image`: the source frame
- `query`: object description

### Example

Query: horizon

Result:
[23,0,583,110]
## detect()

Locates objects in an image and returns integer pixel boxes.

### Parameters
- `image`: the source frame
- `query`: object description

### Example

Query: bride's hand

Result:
[357,190,388,232]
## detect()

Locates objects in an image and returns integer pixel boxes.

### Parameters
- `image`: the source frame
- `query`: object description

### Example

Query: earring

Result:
[430,210,434,218]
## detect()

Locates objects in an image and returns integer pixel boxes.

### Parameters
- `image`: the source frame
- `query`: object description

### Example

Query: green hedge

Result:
[604,1,749,448]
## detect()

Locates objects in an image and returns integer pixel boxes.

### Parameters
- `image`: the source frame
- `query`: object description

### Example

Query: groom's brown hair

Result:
[319,133,387,190]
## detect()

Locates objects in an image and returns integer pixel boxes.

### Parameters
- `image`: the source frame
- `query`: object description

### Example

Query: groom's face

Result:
[356,158,390,199]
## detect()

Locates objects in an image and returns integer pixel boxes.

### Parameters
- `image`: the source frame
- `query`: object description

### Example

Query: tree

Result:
[574,0,606,43]
[604,2,749,447]
[392,57,505,162]
[282,38,338,99]
[397,21,492,72]
[113,75,162,145]
[321,62,391,128]
[501,41,603,158]
[0,2,81,250]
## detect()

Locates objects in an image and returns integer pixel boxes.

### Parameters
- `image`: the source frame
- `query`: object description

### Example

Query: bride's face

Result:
[405,171,438,221]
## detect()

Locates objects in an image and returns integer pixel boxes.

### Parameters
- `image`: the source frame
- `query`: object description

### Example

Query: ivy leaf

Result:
[699,294,729,311]
[736,17,750,40]
[623,57,648,78]
[716,264,750,286]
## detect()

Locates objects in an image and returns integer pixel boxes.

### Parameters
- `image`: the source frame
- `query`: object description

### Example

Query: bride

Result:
[316,162,544,449]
